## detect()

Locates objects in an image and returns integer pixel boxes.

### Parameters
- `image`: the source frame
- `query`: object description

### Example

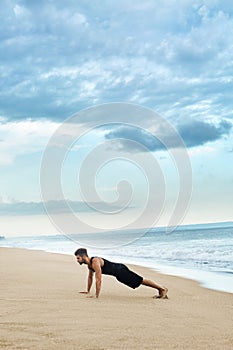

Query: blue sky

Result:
[0,0,233,236]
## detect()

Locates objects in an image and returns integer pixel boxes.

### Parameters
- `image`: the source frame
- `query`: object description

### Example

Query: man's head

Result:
[74,248,88,265]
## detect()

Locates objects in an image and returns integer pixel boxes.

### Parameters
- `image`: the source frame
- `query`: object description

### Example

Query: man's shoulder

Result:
[90,256,103,267]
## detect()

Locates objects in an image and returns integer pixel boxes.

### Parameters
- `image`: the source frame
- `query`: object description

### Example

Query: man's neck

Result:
[85,256,90,266]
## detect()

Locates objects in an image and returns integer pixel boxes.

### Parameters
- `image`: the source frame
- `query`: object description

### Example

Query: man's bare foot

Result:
[153,287,168,299]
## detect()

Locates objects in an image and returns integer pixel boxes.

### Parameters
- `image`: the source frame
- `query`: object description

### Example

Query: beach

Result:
[1,248,233,350]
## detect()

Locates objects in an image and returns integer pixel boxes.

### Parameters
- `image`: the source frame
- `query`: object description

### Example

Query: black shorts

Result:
[116,265,143,289]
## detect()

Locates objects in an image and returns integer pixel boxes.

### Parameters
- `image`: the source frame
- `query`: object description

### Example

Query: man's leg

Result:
[141,279,168,298]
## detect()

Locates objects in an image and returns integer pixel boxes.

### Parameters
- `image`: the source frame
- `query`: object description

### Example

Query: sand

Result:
[0,248,233,350]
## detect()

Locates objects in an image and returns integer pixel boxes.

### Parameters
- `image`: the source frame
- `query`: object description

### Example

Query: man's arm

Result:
[87,268,93,293]
[79,269,93,294]
[91,258,102,298]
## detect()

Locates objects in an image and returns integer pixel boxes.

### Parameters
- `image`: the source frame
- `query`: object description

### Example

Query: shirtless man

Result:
[74,248,168,299]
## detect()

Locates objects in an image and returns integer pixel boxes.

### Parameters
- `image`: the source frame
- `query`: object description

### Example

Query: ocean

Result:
[1,222,233,294]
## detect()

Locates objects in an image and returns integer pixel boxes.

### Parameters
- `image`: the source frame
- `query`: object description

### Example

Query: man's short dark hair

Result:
[74,248,88,257]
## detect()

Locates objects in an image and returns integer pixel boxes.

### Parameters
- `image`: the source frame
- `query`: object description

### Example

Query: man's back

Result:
[90,256,125,276]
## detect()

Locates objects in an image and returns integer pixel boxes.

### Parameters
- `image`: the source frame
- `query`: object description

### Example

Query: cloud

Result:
[0,1,232,227]
[0,119,59,164]
[105,125,164,152]
[178,120,232,147]
[0,0,233,125]
[104,120,232,152]
[0,199,126,216]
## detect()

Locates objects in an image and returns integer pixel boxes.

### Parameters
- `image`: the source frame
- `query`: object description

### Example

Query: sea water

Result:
[1,222,233,294]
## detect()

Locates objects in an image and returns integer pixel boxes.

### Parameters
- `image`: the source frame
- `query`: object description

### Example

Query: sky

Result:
[0,0,233,237]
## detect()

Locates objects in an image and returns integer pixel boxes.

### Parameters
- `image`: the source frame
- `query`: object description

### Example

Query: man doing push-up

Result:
[74,248,168,299]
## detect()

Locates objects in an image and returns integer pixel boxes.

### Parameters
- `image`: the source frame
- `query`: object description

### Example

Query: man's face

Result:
[76,255,86,265]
